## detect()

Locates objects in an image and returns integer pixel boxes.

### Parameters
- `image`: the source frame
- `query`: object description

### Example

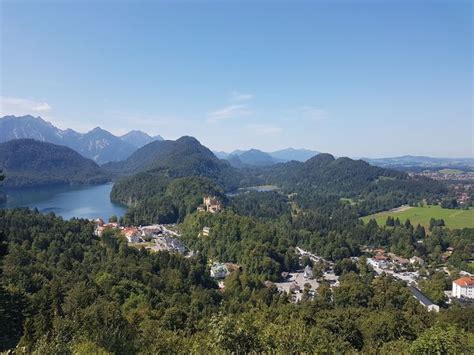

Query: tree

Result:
[410,325,474,354]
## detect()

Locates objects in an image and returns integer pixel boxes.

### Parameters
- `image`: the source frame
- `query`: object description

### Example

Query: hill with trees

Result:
[0,139,109,188]
[0,208,473,353]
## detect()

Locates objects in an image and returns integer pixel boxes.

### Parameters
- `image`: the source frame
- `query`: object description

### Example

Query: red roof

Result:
[454,277,474,287]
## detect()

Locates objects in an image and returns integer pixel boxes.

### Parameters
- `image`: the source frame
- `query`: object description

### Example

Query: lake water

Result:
[0,183,127,221]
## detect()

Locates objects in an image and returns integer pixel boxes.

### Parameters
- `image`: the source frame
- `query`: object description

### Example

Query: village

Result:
[93,195,474,311]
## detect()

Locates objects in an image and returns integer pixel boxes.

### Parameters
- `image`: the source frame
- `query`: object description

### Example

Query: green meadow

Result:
[362,205,474,229]
[438,168,463,174]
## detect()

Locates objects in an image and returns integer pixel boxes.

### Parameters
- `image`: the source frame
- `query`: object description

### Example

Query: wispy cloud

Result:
[0,96,52,116]
[207,104,253,123]
[230,91,253,102]
[246,123,282,136]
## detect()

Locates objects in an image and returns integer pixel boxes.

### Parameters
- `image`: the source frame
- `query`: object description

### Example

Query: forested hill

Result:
[109,136,243,224]
[0,139,109,188]
[261,153,404,192]
[105,136,243,189]
[254,153,447,215]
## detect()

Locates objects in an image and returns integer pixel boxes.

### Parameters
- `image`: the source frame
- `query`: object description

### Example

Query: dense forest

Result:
[1,137,473,353]
[1,209,473,353]
[0,139,109,188]
[109,137,447,226]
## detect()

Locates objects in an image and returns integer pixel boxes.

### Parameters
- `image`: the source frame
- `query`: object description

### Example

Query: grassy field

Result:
[438,168,464,174]
[362,205,474,229]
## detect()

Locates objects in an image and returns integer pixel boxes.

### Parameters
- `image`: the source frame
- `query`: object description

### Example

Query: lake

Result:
[0,183,127,221]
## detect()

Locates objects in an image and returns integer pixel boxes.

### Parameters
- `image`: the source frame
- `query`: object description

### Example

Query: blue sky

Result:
[1,0,472,157]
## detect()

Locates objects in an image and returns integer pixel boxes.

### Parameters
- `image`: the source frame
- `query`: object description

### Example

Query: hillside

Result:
[217,147,320,165]
[104,136,241,187]
[0,139,109,187]
[256,153,448,215]
[0,115,164,164]
[108,136,245,223]
[232,149,278,166]
[269,148,319,162]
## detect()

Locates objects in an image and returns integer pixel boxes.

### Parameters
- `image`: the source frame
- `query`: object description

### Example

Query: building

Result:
[122,227,141,243]
[203,196,222,213]
[141,225,163,238]
[153,236,186,254]
[202,227,210,236]
[210,263,229,279]
[452,277,474,299]
[304,265,313,279]
[410,256,424,266]
[409,286,440,312]
[94,221,119,237]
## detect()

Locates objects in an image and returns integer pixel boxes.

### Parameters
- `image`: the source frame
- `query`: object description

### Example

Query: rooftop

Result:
[454,277,474,287]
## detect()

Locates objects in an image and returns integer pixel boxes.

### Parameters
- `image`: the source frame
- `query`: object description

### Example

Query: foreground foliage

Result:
[1,209,473,353]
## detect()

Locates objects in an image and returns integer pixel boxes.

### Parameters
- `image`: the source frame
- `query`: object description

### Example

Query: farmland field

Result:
[438,168,463,174]
[361,205,474,229]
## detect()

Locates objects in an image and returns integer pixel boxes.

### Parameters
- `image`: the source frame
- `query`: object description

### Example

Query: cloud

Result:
[0,96,52,116]
[207,104,253,123]
[246,123,282,135]
[230,91,253,102]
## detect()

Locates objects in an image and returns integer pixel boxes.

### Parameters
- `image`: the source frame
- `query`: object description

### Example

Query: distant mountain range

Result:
[0,139,109,188]
[0,115,163,164]
[214,148,320,167]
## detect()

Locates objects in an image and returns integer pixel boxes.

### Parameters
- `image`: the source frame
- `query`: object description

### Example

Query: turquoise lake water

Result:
[0,183,127,220]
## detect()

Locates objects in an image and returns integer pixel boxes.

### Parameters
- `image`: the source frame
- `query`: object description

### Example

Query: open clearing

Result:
[438,168,464,174]
[361,205,474,229]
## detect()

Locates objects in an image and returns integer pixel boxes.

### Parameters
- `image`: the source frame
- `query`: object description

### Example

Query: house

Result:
[289,282,301,294]
[202,227,210,236]
[388,253,409,266]
[94,218,104,227]
[141,225,163,237]
[210,263,229,279]
[304,265,313,279]
[153,236,186,254]
[94,221,119,237]
[410,256,424,266]
[126,234,141,243]
[452,277,474,299]
[409,286,440,312]
[122,227,141,243]
[203,196,222,213]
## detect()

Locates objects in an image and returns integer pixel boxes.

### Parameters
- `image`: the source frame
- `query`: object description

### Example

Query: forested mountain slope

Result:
[0,139,109,187]
[0,209,473,353]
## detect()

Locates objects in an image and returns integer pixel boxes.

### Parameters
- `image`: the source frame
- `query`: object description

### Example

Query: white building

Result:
[409,286,440,312]
[452,277,474,299]
[210,263,228,279]
[303,265,313,279]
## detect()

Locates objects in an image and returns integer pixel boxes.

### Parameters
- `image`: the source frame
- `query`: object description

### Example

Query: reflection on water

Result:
[0,183,127,221]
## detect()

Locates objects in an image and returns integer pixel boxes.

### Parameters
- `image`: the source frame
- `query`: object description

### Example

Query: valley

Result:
[0,117,473,353]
